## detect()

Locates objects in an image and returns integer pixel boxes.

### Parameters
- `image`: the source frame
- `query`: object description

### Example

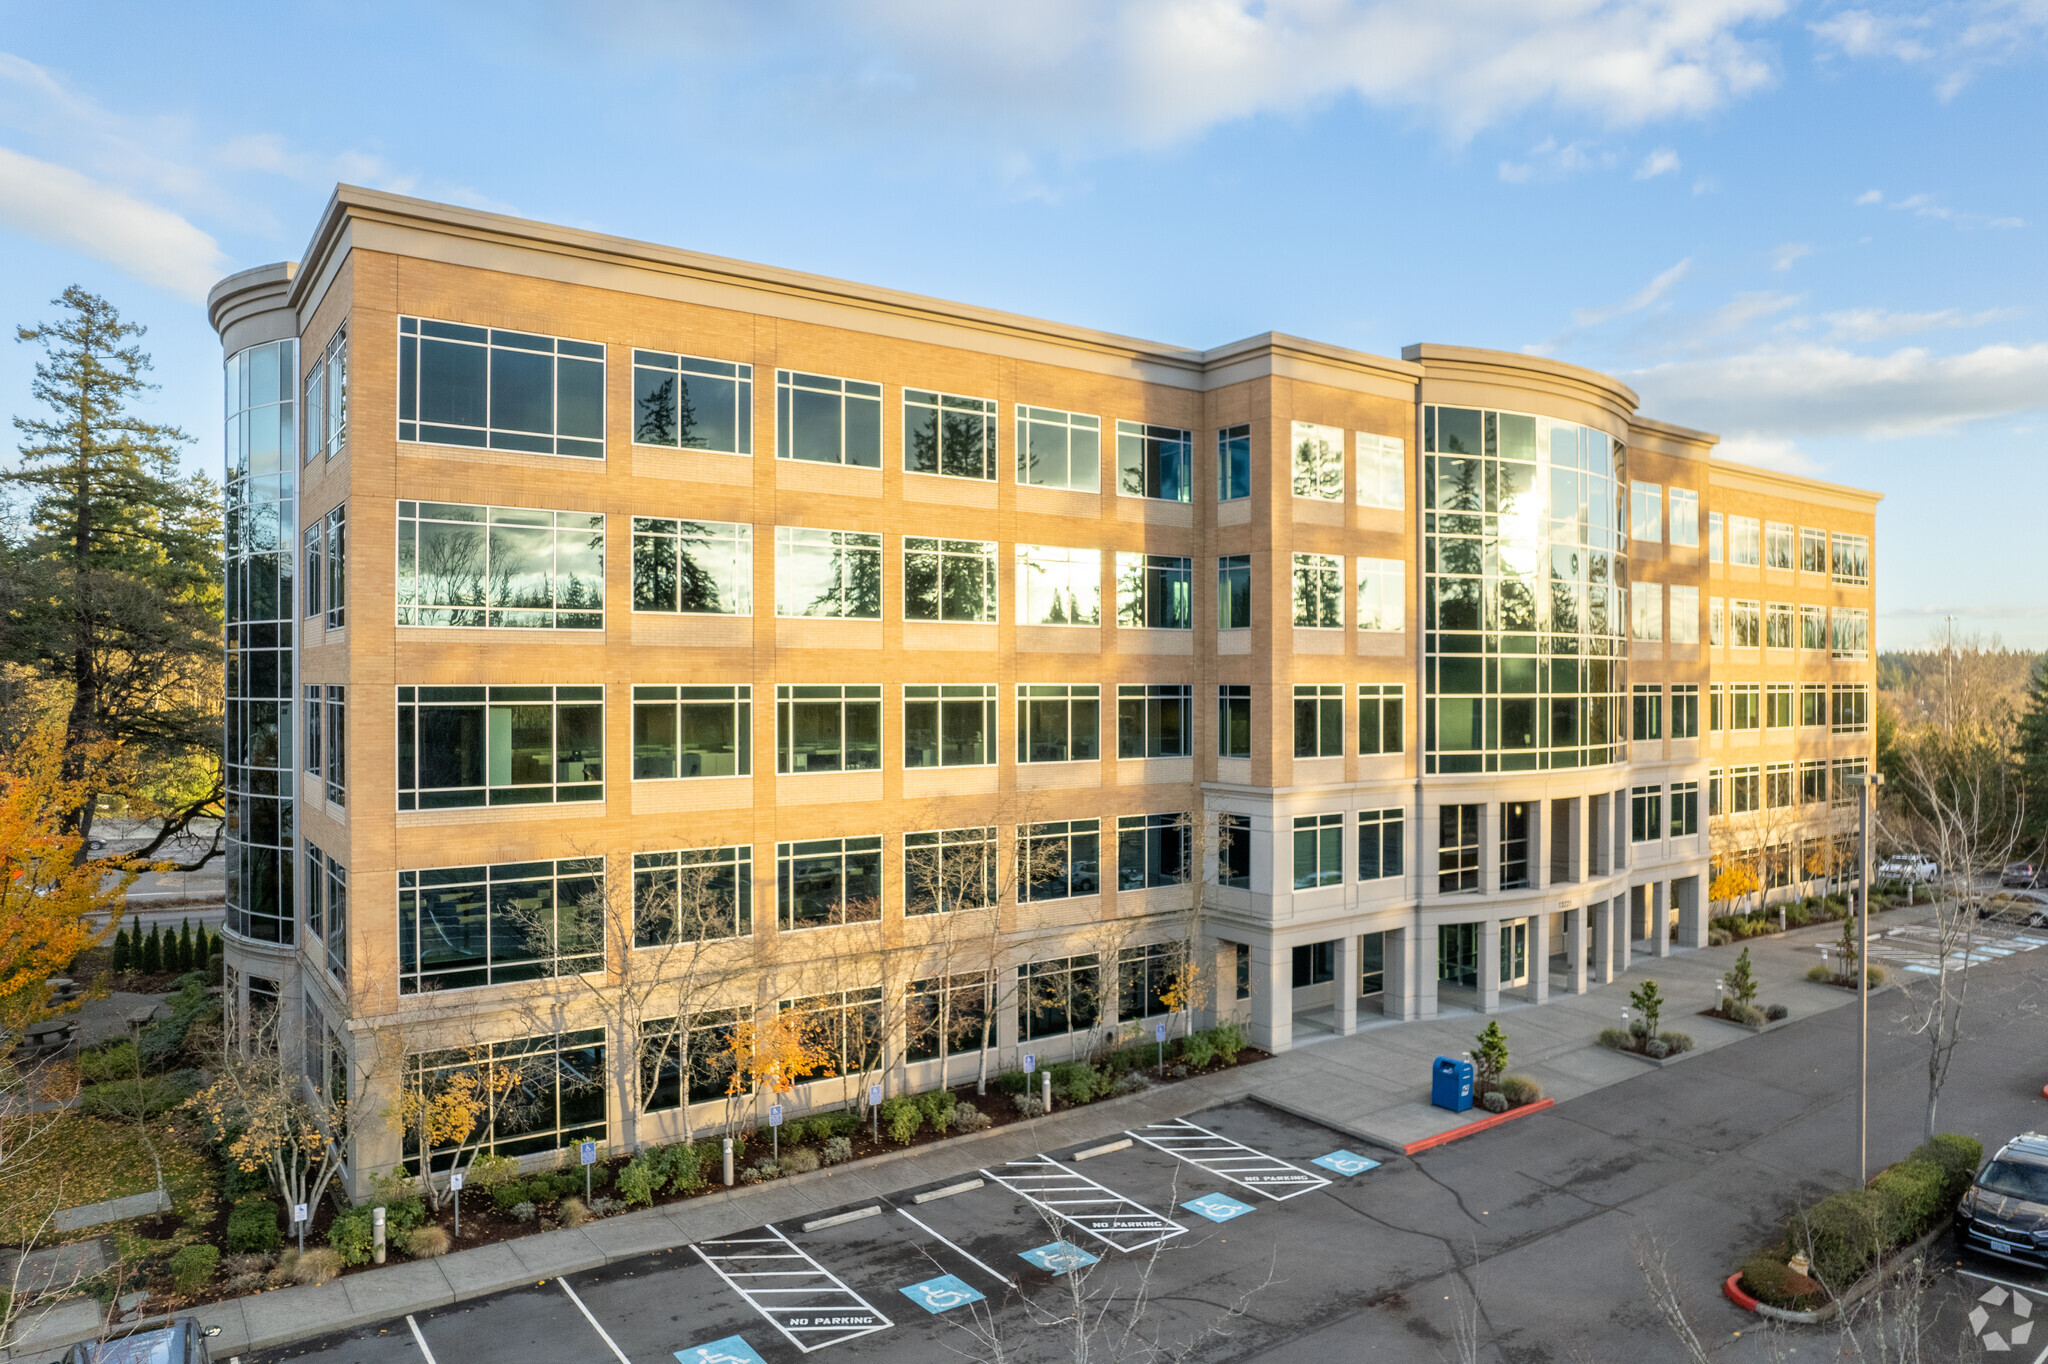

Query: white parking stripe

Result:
[557,1277,632,1364]
[405,1314,437,1363]
[980,1156,1186,1253]
[896,1208,1017,1287]
[1126,1119,1333,1200]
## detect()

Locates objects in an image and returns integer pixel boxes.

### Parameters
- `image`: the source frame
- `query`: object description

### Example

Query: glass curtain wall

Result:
[1422,406,1628,775]
[224,339,298,943]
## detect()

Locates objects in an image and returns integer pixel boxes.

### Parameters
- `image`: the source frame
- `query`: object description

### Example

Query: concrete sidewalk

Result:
[0,905,1923,1362]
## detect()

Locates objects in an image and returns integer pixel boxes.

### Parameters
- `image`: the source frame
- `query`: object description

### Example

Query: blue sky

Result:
[2,1,2043,647]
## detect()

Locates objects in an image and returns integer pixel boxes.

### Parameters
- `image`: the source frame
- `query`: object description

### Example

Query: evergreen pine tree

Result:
[2018,654,2048,849]
[112,924,132,973]
[178,918,194,971]
[141,924,162,974]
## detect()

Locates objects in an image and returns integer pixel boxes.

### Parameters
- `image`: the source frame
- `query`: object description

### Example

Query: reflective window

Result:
[324,686,346,806]
[302,520,323,621]
[631,685,750,779]
[776,837,883,930]
[1631,583,1663,641]
[1831,533,1870,585]
[905,537,996,622]
[640,1010,740,1111]
[1799,526,1827,574]
[774,684,882,774]
[1831,684,1871,733]
[1358,684,1405,755]
[1831,608,1870,658]
[1118,942,1182,1021]
[783,988,884,1078]
[400,1029,607,1161]
[904,827,996,915]
[1710,597,1725,646]
[1217,555,1252,630]
[1669,782,1699,837]
[1765,521,1794,570]
[904,684,996,768]
[1632,684,1662,742]
[1293,553,1342,628]
[1016,407,1101,492]
[1438,804,1480,893]
[398,317,604,458]
[632,846,752,945]
[1800,604,1827,650]
[775,527,882,618]
[1630,482,1662,542]
[1117,684,1192,759]
[1730,683,1761,731]
[1766,683,1793,728]
[1018,955,1100,1041]
[906,974,990,1064]
[1217,424,1252,501]
[632,519,752,616]
[1016,545,1101,626]
[1729,516,1761,566]
[1290,421,1343,501]
[1115,553,1192,629]
[1708,511,1724,564]
[1500,801,1531,888]
[775,370,881,467]
[1218,813,1251,889]
[1356,558,1405,632]
[1016,684,1099,764]
[395,685,603,810]
[1767,762,1794,808]
[396,858,604,993]
[1668,488,1698,548]
[397,502,605,629]
[304,325,348,463]
[1731,599,1760,648]
[1293,813,1343,890]
[1117,812,1188,890]
[1358,809,1404,881]
[632,351,752,454]
[1116,420,1192,501]
[1766,602,1793,649]
[1356,433,1405,509]
[1669,584,1700,644]
[1730,765,1760,813]
[1293,684,1342,758]
[1799,761,1828,804]
[1630,787,1663,842]
[1670,684,1699,739]
[324,504,346,629]
[1800,684,1827,728]
[1218,685,1251,758]
[1019,820,1101,901]
[904,389,996,480]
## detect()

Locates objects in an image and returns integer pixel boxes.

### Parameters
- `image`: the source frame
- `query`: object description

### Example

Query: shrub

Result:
[816,1111,861,1139]
[1644,1038,1671,1059]
[1871,1160,1947,1243]
[1113,1072,1149,1096]
[821,1136,854,1165]
[81,1071,198,1118]
[782,1147,821,1175]
[112,925,132,974]
[1740,1251,1792,1303]
[559,1196,590,1228]
[992,1070,1029,1095]
[1807,964,1833,982]
[916,1089,955,1134]
[290,1246,344,1283]
[1909,1134,1983,1204]
[327,1207,375,1265]
[1707,928,1732,947]
[1480,1091,1509,1113]
[78,1038,138,1085]
[1765,1003,1789,1021]
[168,1244,218,1296]
[491,1180,533,1214]
[1498,1075,1542,1106]
[1725,1001,1766,1027]
[616,1157,658,1208]
[227,1198,282,1254]
[467,1153,519,1189]
[1789,1190,1888,1288]
[1597,1027,1632,1050]
[510,1201,537,1223]
[1179,1031,1217,1070]
[1012,1093,1046,1117]
[879,1095,923,1145]
[1209,1021,1248,1063]
[403,1226,451,1258]
[1663,1032,1694,1053]
[952,1102,991,1132]
[778,1118,811,1146]
[1867,965,1887,988]
[1050,1062,1110,1106]
[664,1141,708,1194]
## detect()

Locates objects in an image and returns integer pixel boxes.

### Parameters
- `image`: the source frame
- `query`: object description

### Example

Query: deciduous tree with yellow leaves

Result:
[189,1011,358,1223]
[383,1044,532,1210]
[720,1009,833,1137]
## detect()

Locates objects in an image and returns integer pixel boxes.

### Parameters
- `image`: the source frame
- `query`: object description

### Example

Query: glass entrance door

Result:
[1500,919,1529,987]
[1438,923,1478,988]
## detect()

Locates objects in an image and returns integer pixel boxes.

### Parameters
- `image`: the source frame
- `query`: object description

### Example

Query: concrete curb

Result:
[1402,1099,1554,1155]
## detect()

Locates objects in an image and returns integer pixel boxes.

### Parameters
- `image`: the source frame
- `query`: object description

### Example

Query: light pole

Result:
[1856,770,1884,1186]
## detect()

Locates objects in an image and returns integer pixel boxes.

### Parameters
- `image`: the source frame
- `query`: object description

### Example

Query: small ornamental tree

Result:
[1630,979,1665,1039]
[191,1013,356,1226]
[112,925,131,974]
[140,924,162,975]
[384,1046,533,1211]
[1469,1021,1510,1093]
[1836,913,1860,975]
[1723,947,1759,1008]
[1710,862,1759,910]
[720,1010,834,1138]
[178,919,194,972]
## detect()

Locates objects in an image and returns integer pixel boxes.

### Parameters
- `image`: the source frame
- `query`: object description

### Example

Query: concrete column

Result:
[1677,876,1707,949]
[1616,790,1632,872]
[1248,942,1293,1055]
[1590,794,1611,877]
[1530,800,1550,891]
[1564,907,1589,994]
[1592,898,1617,984]
[1479,801,1500,895]
[1418,921,1441,1020]
[1611,898,1632,975]
[1530,910,1551,1003]
[1383,925,1420,1022]
[1566,797,1586,883]
[1478,917,1501,1014]
[1333,934,1358,1036]
[1651,881,1672,958]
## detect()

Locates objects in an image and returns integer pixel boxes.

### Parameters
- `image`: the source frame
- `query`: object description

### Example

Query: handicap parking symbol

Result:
[1181,1192,1255,1224]
[674,1335,767,1364]
[1312,1149,1381,1177]
[1018,1241,1101,1275]
[900,1273,986,1314]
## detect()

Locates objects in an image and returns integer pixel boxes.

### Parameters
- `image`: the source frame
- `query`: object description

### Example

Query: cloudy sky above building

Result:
[1,1,2041,645]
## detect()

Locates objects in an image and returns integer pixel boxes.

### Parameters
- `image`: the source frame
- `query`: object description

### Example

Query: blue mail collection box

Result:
[1432,1056,1474,1113]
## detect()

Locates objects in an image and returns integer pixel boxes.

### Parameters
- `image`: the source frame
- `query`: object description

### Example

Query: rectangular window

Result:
[1710,597,1725,647]
[904,537,997,622]
[903,389,996,480]
[1730,683,1761,731]
[1800,526,1828,574]
[1290,421,1343,501]
[1117,684,1193,759]
[1708,511,1724,564]
[1292,553,1342,628]
[631,518,752,616]
[303,353,325,467]
[1831,684,1870,734]
[1016,407,1101,492]
[399,1029,608,1162]
[1018,956,1100,1042]
[395,685,603,810]
[1017,684,1100,764]
[774,527,883,619]
[325,686,346,806]
[398,317,604,458]
[303,843,323,939]
[1631,583,1663,641]
[1630,787,1662,843]
[325,504,346,629]
[1218,813,1251,889]
[774,684,882,774]
[1218,685,1251,759]
[1358,809,1404,881]
[1019,820,1101,901]
[904,827,996,915]
[1500,801,1530,889]
[776,836,883,930]
[1355,432,1405,509]
[1800,684,1827,728]
[1292,943,1334,988]
[1117,812,1188,890]
[1668,488,1699,548]
[1437,805,1480,893]
[1670,684,1699,739]
[1356,557,1405,632]
[324,855,347,982]
[302,520,323,620]
[632,351,752,454]
[639,1010,741,1112]
[1766,683,1793,729]
[1765,602,1793,649]
[1833,758,1868,806]
[904,684,996,768]
[1217,555,1252,630]
[1631,481,1662,542]
[1831,532,1870,585]
[1217,424,1251,501]
[783,989,885,1078]
[1711,684,1725,732]
[775,370,881,467]
[1358,684,1406,755]
[1799,604,1827,650]
[905,974,989,1064]
[1669,782,1698,838]
[1668,584,1700,644]
[1116,420,1192,501]
[1632,685,1663,742]
[1799,760,1828,805]
[1765,521,1794,570]
[1731,765,1760,814]
[1016,545,1101,626]
[631,685,751,780]
[1729,516,1761,566]
[1731,599,1761,648]
[1766,762,1794,809]
[1115,553,1192,629]
[632,846,752,945]
[1292,684,1342,758]
[396,857,604,994]
[1831,608,1870,658]
[1292,813,1343,890]
[303,684,322,780]
[1708,767,1724,817]
[397,501,605,629]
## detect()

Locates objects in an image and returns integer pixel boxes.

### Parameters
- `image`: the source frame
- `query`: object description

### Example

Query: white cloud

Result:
[1635,147,1681,178]
[1713,433,1823,475]
[1855,188,1883,205]
[1821,305,2015,341]
[1500,136,1615,183]
[1770,242,1812,270]
[1572,257,1693,327]
[1810,1,2048,99]
[0,145,225,300]
[1853,187,2023,229]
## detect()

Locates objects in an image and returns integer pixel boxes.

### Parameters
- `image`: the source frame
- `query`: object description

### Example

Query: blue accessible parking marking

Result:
[674,1336,768,1364]
[1312,1150,1382,1177]
[1181,1193,1255,1223]
[1019,1241,1102,1275]
[900,1274,986,1314]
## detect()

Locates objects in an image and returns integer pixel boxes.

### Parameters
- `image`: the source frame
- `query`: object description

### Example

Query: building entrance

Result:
[1438,923,1478,989]
[1500,919,1529,987]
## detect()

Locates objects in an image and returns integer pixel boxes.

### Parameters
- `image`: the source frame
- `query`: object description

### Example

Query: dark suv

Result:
[1956,1133,2048,1268]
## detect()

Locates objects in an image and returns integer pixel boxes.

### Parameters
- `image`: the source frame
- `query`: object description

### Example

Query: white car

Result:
[1878,855,1939,882]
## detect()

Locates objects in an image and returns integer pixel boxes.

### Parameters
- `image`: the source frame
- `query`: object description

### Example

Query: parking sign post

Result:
[581,1139,597,1201]
[769,1103,783,1160]
[450,1170,464,1239]
[293,1202,307,1254]
[1155,1021,1166,1076]
[869,1084,882,1140]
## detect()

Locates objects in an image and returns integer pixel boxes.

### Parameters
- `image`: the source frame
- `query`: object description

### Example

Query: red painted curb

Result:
[1724,1273,1761,1312]
[2041,1083,2047,1101]
[1404,1098,1555,1155]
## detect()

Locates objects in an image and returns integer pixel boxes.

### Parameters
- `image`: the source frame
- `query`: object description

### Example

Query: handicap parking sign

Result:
[1181,1192,1255,1224]
[1018,1241,1100,1276]
[1311,1150,1381,1177]
[900,1273,985,1314]
[674,1336,767,1364]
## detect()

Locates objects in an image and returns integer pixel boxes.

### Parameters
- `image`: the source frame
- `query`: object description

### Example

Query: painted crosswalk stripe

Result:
[1125,1119,1332,1201]
[980,1156,1186,1253]
[691,1223,893,1354]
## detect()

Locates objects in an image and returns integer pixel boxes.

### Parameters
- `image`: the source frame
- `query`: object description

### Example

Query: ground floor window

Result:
[1360,932,1385,995]
[1291,941,1333,987]
[1018,956,1101,1042]
[639,1011,739,1112]
[907,973,990,1063]
[401,1029,606,1170]
[1118,942,1182,1020]
[1438,923,1478,988]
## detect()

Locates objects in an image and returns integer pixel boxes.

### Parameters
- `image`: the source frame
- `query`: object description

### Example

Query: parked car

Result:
[1878,854,1938,882]
[2002,861,2042,888]
[63,1318,217,1364]
[1956,1132,2048,1269]
[1979,890,2048,928]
